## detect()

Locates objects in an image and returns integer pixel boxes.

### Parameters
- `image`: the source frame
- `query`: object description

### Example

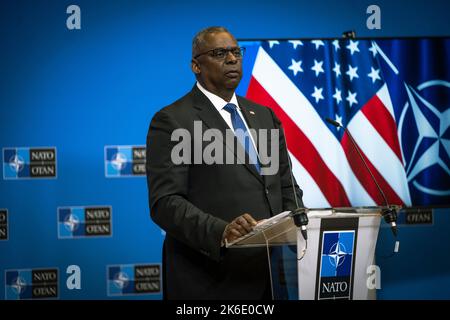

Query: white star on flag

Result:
[268,40,280,49]
[346,40,360,55]
[246,38,414,210]
[288,59,303,76]
[311,40,325,50]
[346,65,359,81]
[346,90,358,107]
[311,86,324,103]
[367,67,381,83]
[288,40,303,49]
[333,88,342,104]
[311,59,324,77]
[333,62,341,77]
[332,40,340,51]
[369,42,378,57]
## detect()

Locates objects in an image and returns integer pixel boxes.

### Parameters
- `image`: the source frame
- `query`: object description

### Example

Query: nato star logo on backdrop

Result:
[104,145,146,177]
[9,154,25,173]
[10,276,27,295]
[399,80,450,198]
[58,207,84,238]
[107,264,161,296]
[3,148,29,179]
[2,147,57,179]
[5,268,59,300]
[57,206,112,238]
[374,38,450,206]
[113,272,130,290]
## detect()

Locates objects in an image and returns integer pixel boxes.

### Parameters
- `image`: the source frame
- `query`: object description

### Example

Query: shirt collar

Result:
[196,82,239,112]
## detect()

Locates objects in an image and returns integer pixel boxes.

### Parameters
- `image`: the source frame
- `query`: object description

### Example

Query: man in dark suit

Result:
[146,26,303,300]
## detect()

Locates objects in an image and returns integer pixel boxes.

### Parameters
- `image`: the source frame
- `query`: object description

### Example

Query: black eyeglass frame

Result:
[193,46,246,60]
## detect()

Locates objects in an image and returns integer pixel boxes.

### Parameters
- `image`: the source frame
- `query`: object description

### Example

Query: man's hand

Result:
[222,213,258,246]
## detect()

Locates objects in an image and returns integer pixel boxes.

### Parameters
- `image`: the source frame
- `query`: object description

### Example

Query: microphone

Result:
[278,123,308,240]
[292,208,308,240]
[325,117,398,237]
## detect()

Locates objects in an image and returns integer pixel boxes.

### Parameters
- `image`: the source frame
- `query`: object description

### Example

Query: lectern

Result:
[226,207,383,300]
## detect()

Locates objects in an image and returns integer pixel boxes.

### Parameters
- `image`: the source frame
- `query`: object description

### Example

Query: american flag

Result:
[241,39,412,208]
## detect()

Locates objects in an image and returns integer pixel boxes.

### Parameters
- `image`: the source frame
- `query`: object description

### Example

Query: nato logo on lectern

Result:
[317,230,356,300]
[58,206,112,238]
[104,145,146,177]
[5,268,59,300]
[107,264,161,296]
[0,209,8,240]
[3,147,57,179]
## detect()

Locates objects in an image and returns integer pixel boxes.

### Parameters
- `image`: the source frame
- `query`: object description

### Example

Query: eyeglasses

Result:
[194,46,245,60]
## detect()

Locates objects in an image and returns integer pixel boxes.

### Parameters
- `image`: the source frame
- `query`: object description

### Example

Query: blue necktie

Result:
[223,103,261,174]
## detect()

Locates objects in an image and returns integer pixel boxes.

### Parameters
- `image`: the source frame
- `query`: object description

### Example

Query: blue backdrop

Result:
[1,0,449,299]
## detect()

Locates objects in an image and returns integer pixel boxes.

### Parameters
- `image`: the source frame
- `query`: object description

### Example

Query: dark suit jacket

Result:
[146,85,303,300]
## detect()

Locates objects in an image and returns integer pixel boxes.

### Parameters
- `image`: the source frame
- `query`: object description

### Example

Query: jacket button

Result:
[265,188,269,195]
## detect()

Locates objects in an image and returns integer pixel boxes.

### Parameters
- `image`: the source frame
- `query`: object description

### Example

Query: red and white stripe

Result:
[247,47,411,207]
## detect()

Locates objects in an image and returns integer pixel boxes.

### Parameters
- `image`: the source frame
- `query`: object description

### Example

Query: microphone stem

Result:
[344,128,389,207]
[326,117,398,238]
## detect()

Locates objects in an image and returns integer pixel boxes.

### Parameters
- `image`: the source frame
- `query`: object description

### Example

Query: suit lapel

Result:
[190,86,264,184]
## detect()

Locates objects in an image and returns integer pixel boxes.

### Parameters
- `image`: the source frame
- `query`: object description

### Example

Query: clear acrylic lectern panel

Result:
[227,207,382,300]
